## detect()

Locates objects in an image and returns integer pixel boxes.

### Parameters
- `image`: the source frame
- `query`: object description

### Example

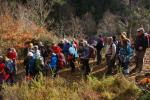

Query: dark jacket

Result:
[135,34,148,51]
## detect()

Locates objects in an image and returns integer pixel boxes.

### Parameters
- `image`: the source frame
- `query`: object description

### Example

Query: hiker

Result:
[96,34,104,65]
[48,53,58,78]
[24,52,35,78]
[34,52,44,75]
[0,56,9,85]
[33,45,41,57]
[38,41,48,63]
[7,48,17,74]
[105,37,116,75]
[5,57,15,84]
[118,33,133,75]
[132,28,148,73]
[68,44,79,72]
[28,43,34,53]
[63,39,71,57]
[80,40,90,76]
[51,43,62,54]
[58,40,64,50]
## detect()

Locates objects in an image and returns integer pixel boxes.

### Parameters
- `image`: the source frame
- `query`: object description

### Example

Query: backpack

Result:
[5,60,14,74]
[35,57,42,72]
[58,53,66,69]
[49,54,58,69]
[89,45,96,59]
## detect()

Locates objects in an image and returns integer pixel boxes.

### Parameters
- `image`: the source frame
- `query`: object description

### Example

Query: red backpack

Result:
[57,53,66,69]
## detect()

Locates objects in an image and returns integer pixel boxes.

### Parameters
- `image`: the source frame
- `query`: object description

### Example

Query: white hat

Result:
[137,27,145,33]
[27,52,34,57]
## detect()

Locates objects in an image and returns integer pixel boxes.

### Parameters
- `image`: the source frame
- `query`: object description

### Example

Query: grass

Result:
[2,73,145,100]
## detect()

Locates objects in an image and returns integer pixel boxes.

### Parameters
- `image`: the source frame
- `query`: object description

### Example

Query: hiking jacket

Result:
[28,57,35,73]
[118,42,133,63]
[96,37,104,50]
[69,46,79,58]
[7,51,17,61]
[135,34,148,51]
[49,54,58,69]
[80,46,90,59]
[105,43,116,60]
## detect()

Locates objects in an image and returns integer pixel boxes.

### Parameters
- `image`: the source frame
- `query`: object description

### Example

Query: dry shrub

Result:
[0,10,57,52]
[2,74,143,100]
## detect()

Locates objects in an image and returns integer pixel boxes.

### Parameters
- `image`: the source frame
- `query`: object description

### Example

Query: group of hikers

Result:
[0,27,150,84]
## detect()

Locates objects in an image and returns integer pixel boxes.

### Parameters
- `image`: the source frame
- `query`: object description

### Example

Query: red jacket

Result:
[51,46,62,54]
[7,51,17,60]
[0,63,9,81]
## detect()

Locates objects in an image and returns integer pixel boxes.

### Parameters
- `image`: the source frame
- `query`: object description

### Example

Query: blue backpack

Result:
[48,54,58,69]
[5,60,14,74]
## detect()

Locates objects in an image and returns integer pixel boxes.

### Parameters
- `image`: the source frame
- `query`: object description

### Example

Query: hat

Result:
[122,32,127,37]
[27,52,34,57]
[137,27,145,33]
[121,32,128,40]
[38,41,44,46]
[29,43,33,48]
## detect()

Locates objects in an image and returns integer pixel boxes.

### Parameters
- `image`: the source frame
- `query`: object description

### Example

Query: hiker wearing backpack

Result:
[24,52,35,78]
[132,28,148,73]
[5,57,15,84]
[96,34,104,65]
[7,48,17,74]
[38,41,48,63]
[80,40,90,76]
[68,44,79,72]
[34,52,44,75]
[48,53,58,78]
[118,33,133,75]
[105,37,116,75]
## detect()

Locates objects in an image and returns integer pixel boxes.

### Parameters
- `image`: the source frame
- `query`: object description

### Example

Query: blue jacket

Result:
[5,60,14,74]
[49,54,58,69]
[28,57,35,73]
[69,46,79,58]
[119,42,133,63]
[80,46,90,59]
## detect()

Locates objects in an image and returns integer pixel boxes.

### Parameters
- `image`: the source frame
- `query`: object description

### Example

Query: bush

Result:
[2,74,143,100]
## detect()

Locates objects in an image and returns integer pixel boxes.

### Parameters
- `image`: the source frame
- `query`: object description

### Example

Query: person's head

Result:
[60,40,64,44]
[34,45,39,51]
[120,32,128,41]
[84,40,89,47]
[137,27,145,36]
[7,48,12,52]
[99,34,102,38]
[38,41,44,46]
[29,43,33,48]
[107,37,113,44]
[112,35,117,41]
[11,48,16,52]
